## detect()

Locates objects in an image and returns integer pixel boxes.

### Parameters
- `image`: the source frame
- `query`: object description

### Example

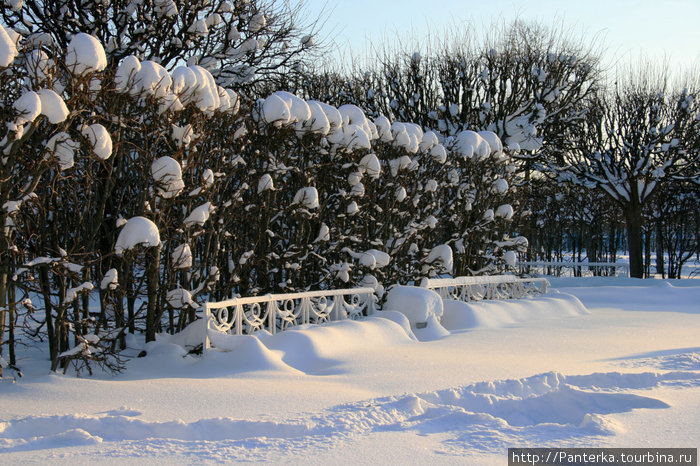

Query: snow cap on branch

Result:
[65,33,107,75]
[37,89,69,123]
[0,24,19,67]
[81,124,113,160]
[151,156,184,198]
[115,217,161,255]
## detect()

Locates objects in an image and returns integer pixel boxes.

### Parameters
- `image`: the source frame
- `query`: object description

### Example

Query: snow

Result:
[100,268,118,290]
[64,282,94,305]
[389,155,413,176]
[154,0,178,17]
[36,89,69,124]
[305,101,331,135]
[114,216,161,255]
[171,244,192,269]
[359,153,381,178]
[257,173,274,193]
[81,124,113,160]
[151,156,184,198]
[183,202,214,227]
[171,124,193,148]
[135,60,172,98]
[316,101,343,132]
[503,250,517,268]
[13,91,41,124]
[45,132,78,170]
[25,49,51,82]
[292,187,319,210]
[384,285,443,327]
[260,93,291,126]
[274,91,311,125]
[492,177,509,194]
[65,33,107,76]
[424,179,438,192]
[166,288,196,309]
[478,130,504,157]
[0,24,18,67]
[374,115,392,142]
[114,56,141,93]
[1,279,700,464]
[430,143,447,163]
[249,12,266,33]
[314,223,330,242]
[365,249,391,268]
[424,244,454,273]
[454,130,491,159]
[176,65,220,112]
[495,203,514,219]
[346,200,359,215]
[395,186,407,202]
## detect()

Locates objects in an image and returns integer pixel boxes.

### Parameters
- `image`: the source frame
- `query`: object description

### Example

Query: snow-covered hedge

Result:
[0,31,520,373]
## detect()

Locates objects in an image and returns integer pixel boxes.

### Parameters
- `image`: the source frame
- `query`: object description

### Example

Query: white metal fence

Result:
[202,275,553,352]
[517,261,629,277]
[420,275,550,301]
[201,288,377,351]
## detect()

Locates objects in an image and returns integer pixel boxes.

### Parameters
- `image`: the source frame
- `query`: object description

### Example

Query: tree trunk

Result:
[145,246,161,343]
[0,272,5,378]
[38,266,58,367]
[625,203,644,279]
[655,221,665,278]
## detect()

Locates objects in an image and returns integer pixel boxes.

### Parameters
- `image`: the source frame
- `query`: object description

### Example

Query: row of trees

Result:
[0,1,698,376]
[294,24,698,280]
[0,15,521,374]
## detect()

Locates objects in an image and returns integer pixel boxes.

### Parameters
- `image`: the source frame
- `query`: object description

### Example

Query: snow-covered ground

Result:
[1,277,699,464]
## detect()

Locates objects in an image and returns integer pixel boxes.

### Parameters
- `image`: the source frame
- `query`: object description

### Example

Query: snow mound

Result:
[292,187,319,210]
[424,244,453,273]
[550,279,700,313]
[203,335,302,375]
[259,318,416,375]
[384,286,448,340]
[441,293,589,330]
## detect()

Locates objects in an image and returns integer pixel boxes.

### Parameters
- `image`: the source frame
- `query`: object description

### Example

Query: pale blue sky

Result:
[300,0,700,76]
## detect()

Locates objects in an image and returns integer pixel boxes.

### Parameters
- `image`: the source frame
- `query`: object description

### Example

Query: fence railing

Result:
[202,287,377,351]
[420,275,550,301]
[516,261,629,277]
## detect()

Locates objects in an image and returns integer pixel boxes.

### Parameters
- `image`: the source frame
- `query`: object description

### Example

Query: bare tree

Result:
[551,68,699,278]
[1,0,325,93]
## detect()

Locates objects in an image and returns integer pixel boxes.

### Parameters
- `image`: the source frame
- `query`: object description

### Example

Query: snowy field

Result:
[1,277,699,464]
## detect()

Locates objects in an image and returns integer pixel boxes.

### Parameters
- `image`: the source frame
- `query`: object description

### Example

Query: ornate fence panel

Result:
[202,288,377,351]
[420,275,550,302]
[517,261,629,277]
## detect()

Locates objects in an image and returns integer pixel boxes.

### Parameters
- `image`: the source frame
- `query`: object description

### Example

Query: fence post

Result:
[267,299,277,334]
[201,303,210,355]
